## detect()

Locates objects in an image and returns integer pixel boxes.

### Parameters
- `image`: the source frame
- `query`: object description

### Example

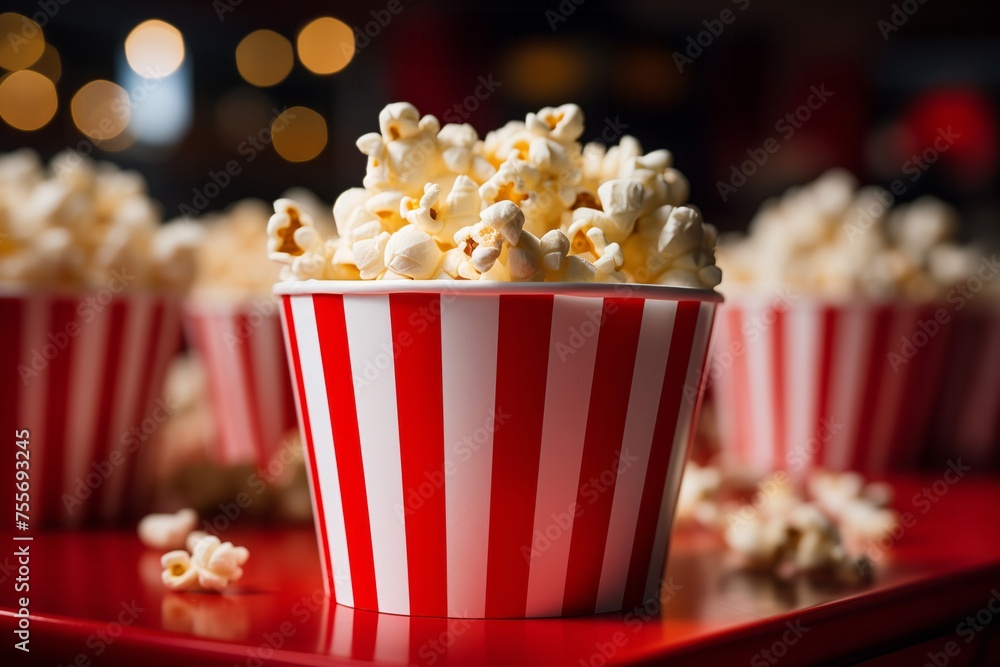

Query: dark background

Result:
[2,0,998,241]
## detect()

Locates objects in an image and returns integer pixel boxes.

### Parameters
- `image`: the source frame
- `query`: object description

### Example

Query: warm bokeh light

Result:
[71,80,131,141]
[28,44,61,84]
[236,30,293,87]
[0,13,45,71]
[503,41,587,102]
[272,106,327,162]
[125,19,185,78]
[0,70,57,131]
[296,17,354,75]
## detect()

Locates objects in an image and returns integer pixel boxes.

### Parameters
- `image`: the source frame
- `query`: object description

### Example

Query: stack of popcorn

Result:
[267,102,721,288]
[712,169,988,477]
[269,103,722,618]
[0,149,200,526]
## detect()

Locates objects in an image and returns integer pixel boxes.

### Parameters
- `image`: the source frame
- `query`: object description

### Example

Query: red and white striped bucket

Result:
[711,297,951,478]
[0,289,183,527]
[930,307,1000,469]
[277,281,719,618]
[184,298,298,466]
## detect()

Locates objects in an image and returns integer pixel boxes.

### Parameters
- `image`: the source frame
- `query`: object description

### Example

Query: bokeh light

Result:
[0,70,57,131]
[0,70,59,132]
[296,17,354,75]
[28,44,61,84]
[0,13,45,71]
[125,19,185,78]
[71,80,131,141]
[272,106,327,162]
[503,41,587,102]
[236,30,293,87]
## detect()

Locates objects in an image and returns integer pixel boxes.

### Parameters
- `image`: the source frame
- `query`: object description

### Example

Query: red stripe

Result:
[485,294,553,617]
[726,308,751,467]
[350,609,378,661]
[622,300,700,608]
[40,298,78,525]
[120,300,167,523]
[561,297,645,614]
[281,295,336,599]
[685,305,717,455]
[236,311,268,464]
[84,300,129,524]
[813,307,839,470]
[0,298,23,540]
[771,308,787,469]
[313,294,378,612]
[389,293,448,616]
[849,306,894,472]
[275,312,299,439]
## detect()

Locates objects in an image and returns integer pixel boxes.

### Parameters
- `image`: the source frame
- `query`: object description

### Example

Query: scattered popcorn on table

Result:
[268,103,722,287]
[0,150,201,291]
[716,169,978,300]
[138,508,199,551]
[160,534,249,592]
[676,462,722,526]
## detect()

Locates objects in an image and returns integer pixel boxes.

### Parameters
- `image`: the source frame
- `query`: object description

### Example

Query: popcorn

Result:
[138,508,199,551]
[0,150,200,292]
[718,170,976,300]
[161,535,249,592]
[273,103,722,287]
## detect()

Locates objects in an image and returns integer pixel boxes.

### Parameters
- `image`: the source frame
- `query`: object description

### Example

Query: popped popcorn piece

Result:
[161,550,200,591]
[400,183,443,235]
[383,225,443,279]
[138,508,199,551]
[267,198,319,263]
[190,535,250,591]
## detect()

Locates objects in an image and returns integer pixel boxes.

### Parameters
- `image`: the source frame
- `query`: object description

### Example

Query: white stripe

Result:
[866,307,918,472]
[291,295,355,607]
[710,309,738,469]
[826,306,871,471]
[100,297,153,521]
[21,297,50,523]
[64,299,112,525]
[645,303,714,599]
[524,295,603,617]
[595,299,676,613]
[442,295,499,618]
[189,313,240,463]
[745,301,775,473]
[373,614,410,663]
[343,294,409,615]
[279,299,332,597]
[787,303,820,477]
[220,314,258,462]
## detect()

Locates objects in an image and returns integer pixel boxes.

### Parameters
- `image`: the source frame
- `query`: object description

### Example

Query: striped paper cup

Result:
[184,297,298,466]
[711,297,952,478]
[0,288,183,527]
[276,280,720,618]
[930,306,1000,469]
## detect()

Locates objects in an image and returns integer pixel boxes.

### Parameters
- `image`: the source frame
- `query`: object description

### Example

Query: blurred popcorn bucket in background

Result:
[277,281,718,618]
[712,297,952,479]
[929,306,1000,469]
[0,289,183,527]
[183,297,298,466]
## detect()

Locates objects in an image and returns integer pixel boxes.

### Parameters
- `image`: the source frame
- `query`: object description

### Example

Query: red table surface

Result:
[2,474,1000,666]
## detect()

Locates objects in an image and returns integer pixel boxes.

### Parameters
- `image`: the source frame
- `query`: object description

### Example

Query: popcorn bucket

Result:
[276,281,719,618]
[711,297,952,478]
[183,297,298,465]
[0,289,183,527]
[929,306,1000,469]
